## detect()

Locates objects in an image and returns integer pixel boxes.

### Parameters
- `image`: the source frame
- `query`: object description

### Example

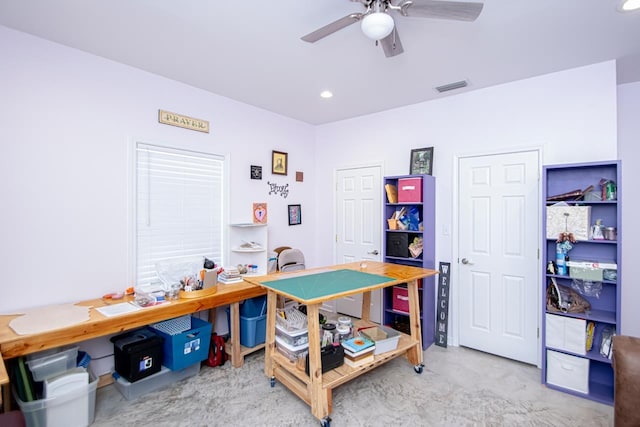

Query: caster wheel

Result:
[414,364,424,374]
[270,377,276,387]
[320,417,332,427]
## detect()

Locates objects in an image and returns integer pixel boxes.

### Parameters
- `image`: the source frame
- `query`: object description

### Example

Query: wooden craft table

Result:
[244,261,438,426]
[0,280,266,412]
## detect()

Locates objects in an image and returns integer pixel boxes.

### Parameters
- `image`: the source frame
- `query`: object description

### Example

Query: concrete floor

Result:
[92,344,613,427]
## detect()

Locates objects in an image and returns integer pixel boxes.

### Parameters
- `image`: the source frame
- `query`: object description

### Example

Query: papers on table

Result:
[95,302,141,317]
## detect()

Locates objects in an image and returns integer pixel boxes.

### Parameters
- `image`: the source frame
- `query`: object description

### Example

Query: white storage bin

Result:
[14,367,97,427]
[26,346,79,381]
[545,314,586,355]
[275,336,308,362]
[546,350,589,394]
[275,323,308,347]
[114,363,200,401]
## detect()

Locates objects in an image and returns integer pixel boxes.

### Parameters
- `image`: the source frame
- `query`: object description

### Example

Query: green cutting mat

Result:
[262,269,395,301]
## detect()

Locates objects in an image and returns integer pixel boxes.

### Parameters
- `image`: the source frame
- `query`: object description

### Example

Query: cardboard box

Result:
[546,205,591,241]
[397,178,423,203]
[567,260,617,282]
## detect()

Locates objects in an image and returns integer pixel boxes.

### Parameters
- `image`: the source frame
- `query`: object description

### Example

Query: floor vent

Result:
[435,80,468,93]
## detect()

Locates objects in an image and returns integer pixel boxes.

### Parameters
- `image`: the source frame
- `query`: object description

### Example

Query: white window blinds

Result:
[135,142,224,286]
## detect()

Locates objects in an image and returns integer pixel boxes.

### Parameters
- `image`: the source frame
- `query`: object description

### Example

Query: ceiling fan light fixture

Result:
[361,12,395,40]
[620,0,640,10]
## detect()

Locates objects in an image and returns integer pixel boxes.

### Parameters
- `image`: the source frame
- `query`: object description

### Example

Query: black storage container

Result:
[111,328,164,383]
[386,233,409,258]
[305,344,344,375]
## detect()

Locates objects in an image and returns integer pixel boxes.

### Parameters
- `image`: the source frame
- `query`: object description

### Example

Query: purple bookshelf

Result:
[541,160,621,405]
[382,174,436,350]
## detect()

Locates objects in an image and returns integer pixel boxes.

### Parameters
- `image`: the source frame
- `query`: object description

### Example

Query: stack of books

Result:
[218,267,243,284]
[341,336,375,368]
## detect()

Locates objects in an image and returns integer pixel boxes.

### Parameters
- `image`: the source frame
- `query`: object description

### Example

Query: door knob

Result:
[368,250,379,255]
[461,258,473,265]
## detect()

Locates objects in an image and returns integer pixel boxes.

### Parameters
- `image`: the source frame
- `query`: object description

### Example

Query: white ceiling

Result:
[1,1,639,125]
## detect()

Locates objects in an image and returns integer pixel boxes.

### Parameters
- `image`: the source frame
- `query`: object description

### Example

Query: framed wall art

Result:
[410,147,434,175]
[288,204,301,226]
[272,150,288,176]
[250,165,262,180]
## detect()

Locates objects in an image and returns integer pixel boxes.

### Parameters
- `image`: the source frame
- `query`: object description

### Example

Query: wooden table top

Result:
[244,261,438,305]
[0,280,265,360]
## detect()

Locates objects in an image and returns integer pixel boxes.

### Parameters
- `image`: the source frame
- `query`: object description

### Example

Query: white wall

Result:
[1,23,635,356]
[314,61,619,342]
[618,81,640,337]
[0,26,317,313]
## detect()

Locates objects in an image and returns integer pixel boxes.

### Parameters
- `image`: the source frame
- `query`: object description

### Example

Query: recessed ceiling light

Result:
[620,0,640,11]
[320,90,333,99]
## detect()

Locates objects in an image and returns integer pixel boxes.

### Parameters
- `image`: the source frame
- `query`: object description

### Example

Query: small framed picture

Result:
[250,165,262,180]
[288,204,301,226]
[272,151,288,175]
[410,147,434,175]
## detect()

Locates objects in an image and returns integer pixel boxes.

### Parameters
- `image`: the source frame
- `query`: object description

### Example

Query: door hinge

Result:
[537,248,540,260]
[537,327,540,338]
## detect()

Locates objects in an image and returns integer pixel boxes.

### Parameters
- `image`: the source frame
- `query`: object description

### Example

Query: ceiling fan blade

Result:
[301,13,364,43]
[399,0,483,22]
[380,27,404,57]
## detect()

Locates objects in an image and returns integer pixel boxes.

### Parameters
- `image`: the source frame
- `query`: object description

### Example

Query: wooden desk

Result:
[244,261,438,425]
[0,280,266,411]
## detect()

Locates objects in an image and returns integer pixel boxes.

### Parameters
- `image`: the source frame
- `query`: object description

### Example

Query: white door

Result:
[458,150,539,365]
[334,165,383,323]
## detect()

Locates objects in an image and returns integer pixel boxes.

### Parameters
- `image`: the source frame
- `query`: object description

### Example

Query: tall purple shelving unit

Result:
[382,174,436,350]
[541,161,621,405]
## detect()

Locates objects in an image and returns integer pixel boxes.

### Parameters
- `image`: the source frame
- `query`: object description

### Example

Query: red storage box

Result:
[392,286,409,313]
[397,178,422,203]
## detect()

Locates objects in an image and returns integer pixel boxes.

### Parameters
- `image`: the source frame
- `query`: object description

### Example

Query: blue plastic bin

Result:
[226,307,267,348]
[240,314,267,347]
[149,316,212,371]
[240,296,267,318]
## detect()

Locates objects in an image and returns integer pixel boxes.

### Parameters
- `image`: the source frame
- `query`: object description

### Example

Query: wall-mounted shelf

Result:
[228,223,268,275]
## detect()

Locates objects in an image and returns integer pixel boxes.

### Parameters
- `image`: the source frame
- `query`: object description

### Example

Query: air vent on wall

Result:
[435,80,468,93]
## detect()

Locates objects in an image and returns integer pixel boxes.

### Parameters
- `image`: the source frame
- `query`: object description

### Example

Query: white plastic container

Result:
[14,367,97,427]
[114,362,200,401]
[275,336,308,362]
[275,323,308,347]
[26,346,79,381]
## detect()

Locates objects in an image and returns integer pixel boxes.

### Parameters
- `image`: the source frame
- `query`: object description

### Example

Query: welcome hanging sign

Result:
[158,109,210,133]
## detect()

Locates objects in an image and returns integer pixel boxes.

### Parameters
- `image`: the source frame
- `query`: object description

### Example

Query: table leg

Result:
[264,291,278,378]
[229,302,242,368]
[361,291,371,321]
[306,303,329,420]
[406,279,424,366]
[0,353,9,413]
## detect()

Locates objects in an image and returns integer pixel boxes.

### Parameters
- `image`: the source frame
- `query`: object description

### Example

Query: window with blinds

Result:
[135,142,224,287]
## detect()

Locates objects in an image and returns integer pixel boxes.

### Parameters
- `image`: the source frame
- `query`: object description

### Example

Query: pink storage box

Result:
[392,286,409,313]
[397,178,422,203]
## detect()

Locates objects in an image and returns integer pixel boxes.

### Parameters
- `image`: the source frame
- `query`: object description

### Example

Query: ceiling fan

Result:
[301,0,484,58]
